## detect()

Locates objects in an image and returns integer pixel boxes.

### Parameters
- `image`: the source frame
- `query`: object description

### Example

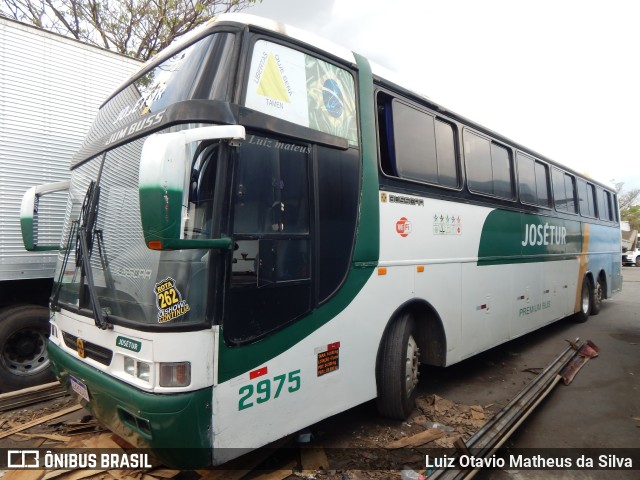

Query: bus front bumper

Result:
[48,342,213,469]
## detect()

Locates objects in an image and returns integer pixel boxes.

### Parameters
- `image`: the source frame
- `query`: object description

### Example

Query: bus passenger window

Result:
[517,152,550,207]
[377,93,458,188]
[577,179,597,217]
[464,130,513,199]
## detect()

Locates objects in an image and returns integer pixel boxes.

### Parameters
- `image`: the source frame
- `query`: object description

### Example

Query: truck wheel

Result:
[574,279,592,323]
[376,312,420,420]
[0,306,54,392]
[636,257,640,267]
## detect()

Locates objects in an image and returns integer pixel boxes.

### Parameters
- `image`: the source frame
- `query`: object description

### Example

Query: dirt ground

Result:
[1,378,500,479]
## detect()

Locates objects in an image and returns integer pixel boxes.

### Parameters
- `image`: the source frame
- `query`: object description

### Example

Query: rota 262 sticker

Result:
[154,277,190,323]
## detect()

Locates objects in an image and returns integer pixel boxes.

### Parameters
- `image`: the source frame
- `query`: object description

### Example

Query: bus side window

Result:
[377,92,458,188]
[517,152,550,207]
[577,179,597,217]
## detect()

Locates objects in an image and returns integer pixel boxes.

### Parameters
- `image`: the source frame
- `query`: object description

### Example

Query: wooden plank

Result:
[81,433,124,450]
[15,432,72,442]
[300,447,329,470]
[145,469,180,479]
[0,405,83,439]
[0,382,67,412]
[197,470,251,480]
[251,461,297,480]
[2,470,47,480]
[386,429,444,449]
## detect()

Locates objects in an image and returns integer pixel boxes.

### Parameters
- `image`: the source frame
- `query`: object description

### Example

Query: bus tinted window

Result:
[491,143,514,198]
[552,168,567,211]
[535,161,550,207]
[517,152,550,207]
[435,120,458,187]
[598,188,614,221]
[577,179,597,217]
[565,174,577,213]
[464,131,514,199]
[552,168,577,213]
[389,100,458,187]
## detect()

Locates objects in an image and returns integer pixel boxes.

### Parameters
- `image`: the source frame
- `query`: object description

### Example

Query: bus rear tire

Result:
[0,305,53,392]
[376,312,420,420]
[574,280,592,323]
[591,277,604,316]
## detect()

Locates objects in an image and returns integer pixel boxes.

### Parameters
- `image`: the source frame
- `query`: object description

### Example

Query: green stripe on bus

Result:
[477,209,583,266]
[350,53,380,264]
[217,266,374,382]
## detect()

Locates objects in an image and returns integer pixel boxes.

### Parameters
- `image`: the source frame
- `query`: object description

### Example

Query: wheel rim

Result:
[405,335,420,396]
[1,327,50,376]
[594,281,603,307]
[581,283,590,314]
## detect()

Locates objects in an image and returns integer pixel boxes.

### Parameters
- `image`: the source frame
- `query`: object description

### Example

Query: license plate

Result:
[69,376,90,402]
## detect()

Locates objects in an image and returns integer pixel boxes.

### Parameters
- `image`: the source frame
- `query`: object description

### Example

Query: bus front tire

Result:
[0,305,53,392]
[574,280,592,323]
[376,313,420,420]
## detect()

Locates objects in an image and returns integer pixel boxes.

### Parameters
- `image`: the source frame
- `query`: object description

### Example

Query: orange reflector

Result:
[417,265,425,273]
[378,267,387,276]
[148,240,163,250]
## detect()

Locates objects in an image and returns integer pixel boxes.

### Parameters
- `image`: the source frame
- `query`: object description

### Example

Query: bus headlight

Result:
[124,356,151,383]
[159,362,191,387]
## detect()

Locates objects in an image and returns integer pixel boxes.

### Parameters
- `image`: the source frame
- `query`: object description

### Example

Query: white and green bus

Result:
[22,14,622,468]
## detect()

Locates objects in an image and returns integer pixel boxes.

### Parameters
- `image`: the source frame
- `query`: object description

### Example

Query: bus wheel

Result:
[591,277,604,316]
[376,313,420,420]
[0,306,53,392]
[574,280,592,323]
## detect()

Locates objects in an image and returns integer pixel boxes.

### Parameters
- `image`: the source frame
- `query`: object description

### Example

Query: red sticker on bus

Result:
[249,366,268,379]
[396,217,412,237]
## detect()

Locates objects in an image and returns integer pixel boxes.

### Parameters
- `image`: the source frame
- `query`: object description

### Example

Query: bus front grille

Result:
[61,331,113,366]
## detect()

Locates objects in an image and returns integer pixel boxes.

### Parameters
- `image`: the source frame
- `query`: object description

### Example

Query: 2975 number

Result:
[238,369,301,411]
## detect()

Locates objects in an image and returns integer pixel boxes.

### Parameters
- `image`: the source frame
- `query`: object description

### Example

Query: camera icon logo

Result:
[7,450,40,468]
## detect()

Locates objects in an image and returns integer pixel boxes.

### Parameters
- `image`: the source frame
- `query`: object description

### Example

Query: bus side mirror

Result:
[20,180,70,251]
[138,125,245,250]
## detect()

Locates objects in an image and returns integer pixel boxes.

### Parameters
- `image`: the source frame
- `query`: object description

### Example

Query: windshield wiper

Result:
[75,180,110,330]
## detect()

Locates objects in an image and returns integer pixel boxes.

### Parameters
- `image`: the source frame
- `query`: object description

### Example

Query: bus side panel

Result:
[587,223,623,297]
[210,269,400,462]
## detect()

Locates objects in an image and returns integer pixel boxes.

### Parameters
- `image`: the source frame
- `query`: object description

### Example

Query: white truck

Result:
[622,234,640,266]
[0,17,141,391]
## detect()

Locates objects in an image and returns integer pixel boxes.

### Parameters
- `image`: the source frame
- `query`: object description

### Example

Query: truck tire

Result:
[376,312,420,419]
[0,305,54,392]
[636,256,640,267]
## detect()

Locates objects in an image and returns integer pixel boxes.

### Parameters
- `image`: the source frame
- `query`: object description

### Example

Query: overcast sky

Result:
[248,0,640,192]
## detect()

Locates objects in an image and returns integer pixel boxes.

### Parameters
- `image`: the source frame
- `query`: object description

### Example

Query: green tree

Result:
[0,0,261,60]
[615,182,640,230]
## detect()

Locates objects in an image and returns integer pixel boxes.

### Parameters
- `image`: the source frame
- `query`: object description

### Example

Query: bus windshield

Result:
[54,126,217,329]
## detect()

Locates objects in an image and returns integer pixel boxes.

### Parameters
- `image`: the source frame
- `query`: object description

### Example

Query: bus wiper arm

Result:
[77,224,109,329]
[75,180,110,330]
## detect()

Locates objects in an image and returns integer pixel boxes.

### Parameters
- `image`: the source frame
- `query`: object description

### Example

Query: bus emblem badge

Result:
[76,338,86,358]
